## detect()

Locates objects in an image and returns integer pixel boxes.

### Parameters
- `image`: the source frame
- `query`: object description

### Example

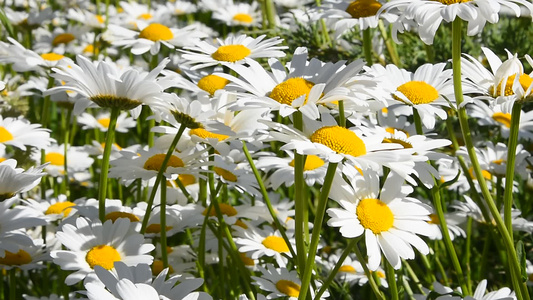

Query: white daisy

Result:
[327,172,433,270]
[104,22,207,55]
[368,62,455,130]
[32,143,94,178]
[77,111,136,133]
[180,34,287,70]
[212,0,262,27]
[85,262,212,300]
[45,54,172,116]
[0,159,46,201]
[51,217,154,285]
[0,238,49,271]
[252,264,329,299]
[379,0,533,45]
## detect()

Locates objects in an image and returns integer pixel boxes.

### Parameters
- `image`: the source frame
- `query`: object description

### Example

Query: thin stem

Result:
[298,162,338,300]
[160,178,168,269]
[9,269,15,300]
[315,237,360,299]
[98,107,120,222]
[431,185,469,295]
[353,242,385,300]
[451,18,529,300]
[413,109,424,135]
[140,123,187,234]
[402,260,425,294]
[263,0,276,29]
[293,111,308,275]
[363,28,373,65]
[385,260,399,300]
[241,142,297,259]
[338,100,346,128]
[504,101,522,239]
[377,20,401,67]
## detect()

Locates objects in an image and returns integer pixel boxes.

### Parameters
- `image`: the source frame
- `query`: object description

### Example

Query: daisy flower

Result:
[108,145,207,182]
[319,0,398,38]
[379,0,533,45]
[252,264,329,299]
[165,0,198,16]
[104,22,208,55]
[217,47,368,119]
[45,54,172,116]
[462,47,533,105]
[234,225,295,267]
[212,0,262,27]
[0,159,46,201]
[32,143,94,178]
[77,111,136,132]
[22,193,81,223]
[33,25,87,54]
[415,279,515,300]
[255,152,328,189]
[475,141,530,178]
[180,34,287,70]
[0,239,49,271]
[327,172,433,270]
[85,262,212,300]
[51,217,154,285]
[468,100,533,140]
[0,198,47,257]
[115,1,169,29]
[66,8,107,29]
[369,62,455,130]
[323,252,388,287]
[264,113,417,177]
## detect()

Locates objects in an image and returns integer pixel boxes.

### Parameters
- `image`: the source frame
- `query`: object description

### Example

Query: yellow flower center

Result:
[86,245,121,270]
[83,44,99,55]
[289,154,325,171]
[211,45,251,62]
[214,167,238,182]
[96,15,105,24]
[395,81,439,105]
[45,152,65,166]
[137,13,152,20]
[0,126,14,143]
[145,224,173,234]
[346,0,382,18]
[40,53,65,61]
[492,159,505,165]
[261,236,289,253]
[52,33,76,46]
[202,203,238,217]
[97,117,111,128]
[143,154,184,172]
[382,137,413,149]
[105,211,140,223]
[490,74,533,97]
[239,252,255,266]
[492,112,512,128]
[356,198,394,234]
[276,279,300,297]
[435,0,472,4]
[189,128,229,141]
[151,260,174,275]
[428,213,440,224]
[385,127,410,137]
[0,250,32,266]
[178,174,196,186]
[310,126,367,157]
[138,23,173,41]
[339,265,357,273]
[45,201,75,217]
[468,167,492,181]
[375,271,386,278]
[269,78,315,106]
[197,74,230,95]
[232,13,253,24]
[235,219,248,229]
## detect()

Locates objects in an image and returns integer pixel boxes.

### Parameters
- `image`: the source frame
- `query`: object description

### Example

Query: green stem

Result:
[338,100,346,128]
[385,259,399,300]
[298,162,338,300]
[63,107,72,199]
[9,269,15,300]
[451,19,529,300]
[432,185,470,295]
[377,20,401,67]
[263,0,276,29]
[402,260,425,294]
[363,28,373,65]
[140,123,186,234]
[504,101,522,239]
[353,242,385,300]
[413,109,424,135]
[293,111,308,275]
[160,178,168,269]
[98,107,120,222]
[315,237,360,299]
[241,142,297,259]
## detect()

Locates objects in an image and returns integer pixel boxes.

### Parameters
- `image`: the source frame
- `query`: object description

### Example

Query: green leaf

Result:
[516,240,528,282]
[0,8,15,38]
